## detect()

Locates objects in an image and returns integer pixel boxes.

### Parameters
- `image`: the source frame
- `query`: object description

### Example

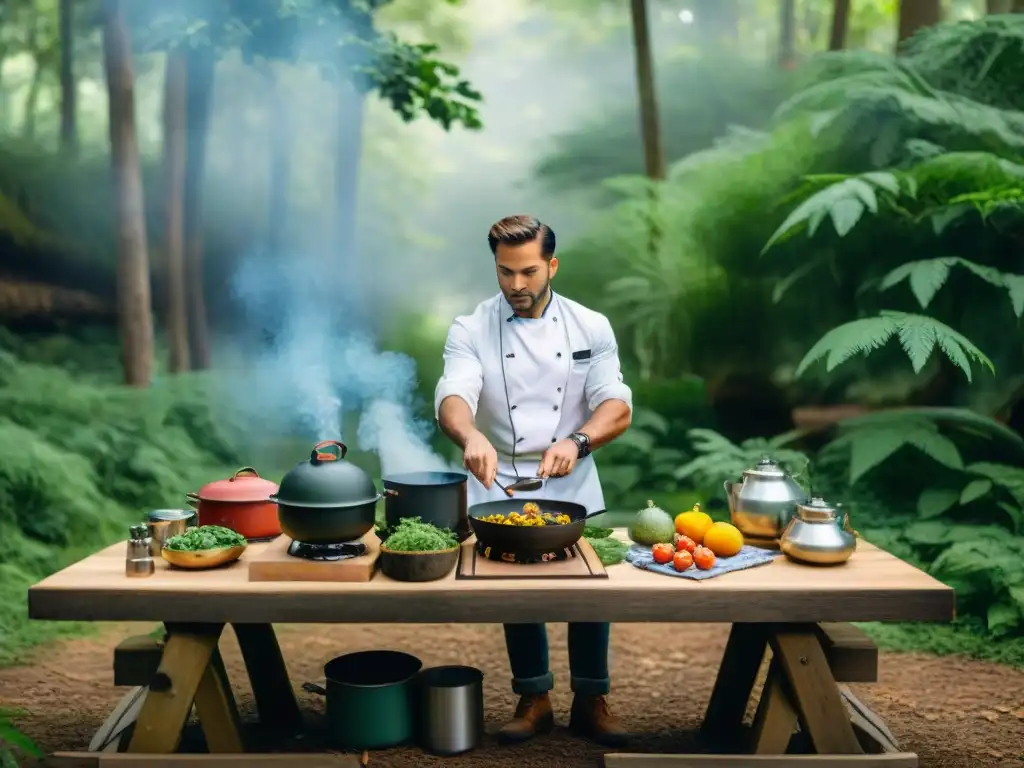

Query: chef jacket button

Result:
[556,352,562,358]
[551,438,557,443]
[517,437,525,443]
[553,317,558,322]
[511,405,517,410]
[553,405,559,411]
[557,387,562,392]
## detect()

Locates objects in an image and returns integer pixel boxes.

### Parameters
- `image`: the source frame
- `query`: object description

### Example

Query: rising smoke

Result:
[229,248,453,475]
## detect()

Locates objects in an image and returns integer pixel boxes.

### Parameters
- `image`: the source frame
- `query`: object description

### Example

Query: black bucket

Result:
[382,471,470,541]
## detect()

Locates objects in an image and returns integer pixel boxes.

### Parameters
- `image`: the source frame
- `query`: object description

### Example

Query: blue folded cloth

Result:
[625,543,781,580]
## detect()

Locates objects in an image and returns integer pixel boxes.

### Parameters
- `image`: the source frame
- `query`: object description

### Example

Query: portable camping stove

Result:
[475,540,577,564]
[287,540,368,561]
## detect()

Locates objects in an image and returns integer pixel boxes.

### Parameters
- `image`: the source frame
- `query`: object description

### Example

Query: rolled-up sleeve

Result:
[434,317,484,420]
[585,317,633,413]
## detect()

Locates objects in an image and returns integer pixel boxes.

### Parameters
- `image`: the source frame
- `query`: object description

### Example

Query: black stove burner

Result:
[475,540,576,564]
[288,540,367,561]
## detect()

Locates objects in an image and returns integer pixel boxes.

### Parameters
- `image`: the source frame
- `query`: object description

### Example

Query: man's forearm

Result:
[577,399,632,450]
[438,396,482,450]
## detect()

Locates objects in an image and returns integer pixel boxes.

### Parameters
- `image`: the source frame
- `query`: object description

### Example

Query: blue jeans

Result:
[503,622,611,696]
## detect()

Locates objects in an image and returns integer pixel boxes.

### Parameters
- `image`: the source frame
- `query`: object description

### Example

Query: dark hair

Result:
[487,215,556,259]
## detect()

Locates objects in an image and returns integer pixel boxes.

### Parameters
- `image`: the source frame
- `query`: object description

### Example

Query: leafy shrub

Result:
[0,344,243,663]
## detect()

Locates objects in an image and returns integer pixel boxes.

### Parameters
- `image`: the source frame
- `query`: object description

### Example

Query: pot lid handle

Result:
[311,440,348,462]
[231,467,260,480]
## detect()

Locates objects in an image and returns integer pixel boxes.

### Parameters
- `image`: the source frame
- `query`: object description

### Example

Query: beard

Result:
[505,276,551,315]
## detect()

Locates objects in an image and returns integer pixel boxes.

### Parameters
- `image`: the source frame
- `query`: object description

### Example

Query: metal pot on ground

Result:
[303,650,423,750]
[382,471,470,541]
[185,468,280,540]
[271,440,381,544]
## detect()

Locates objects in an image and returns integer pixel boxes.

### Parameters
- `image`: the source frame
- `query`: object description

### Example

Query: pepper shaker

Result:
[126,523,155,578]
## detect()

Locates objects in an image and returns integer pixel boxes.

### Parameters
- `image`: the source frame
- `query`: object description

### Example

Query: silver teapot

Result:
[779,496,857,566]
[724,456,807,539]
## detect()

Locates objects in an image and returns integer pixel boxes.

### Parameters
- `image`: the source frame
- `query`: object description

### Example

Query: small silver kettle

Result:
[779,496,857,566]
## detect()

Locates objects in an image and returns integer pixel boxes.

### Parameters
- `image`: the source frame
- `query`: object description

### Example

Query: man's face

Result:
[495,237,559,316]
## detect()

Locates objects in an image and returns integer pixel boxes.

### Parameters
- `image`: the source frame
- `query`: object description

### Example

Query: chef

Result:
[434,214,633,746]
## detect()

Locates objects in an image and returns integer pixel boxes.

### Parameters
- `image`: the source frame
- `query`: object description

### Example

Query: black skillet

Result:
[467,498,605,555]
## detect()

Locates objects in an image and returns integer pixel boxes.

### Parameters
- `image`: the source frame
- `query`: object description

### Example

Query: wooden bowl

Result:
[161,544,247,570]
[379,545,459,582]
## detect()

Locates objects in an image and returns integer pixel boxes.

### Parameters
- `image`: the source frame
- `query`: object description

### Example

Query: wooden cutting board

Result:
[248,533,381,582]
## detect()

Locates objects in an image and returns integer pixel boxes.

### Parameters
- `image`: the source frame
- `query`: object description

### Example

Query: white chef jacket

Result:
[434,291,633,514]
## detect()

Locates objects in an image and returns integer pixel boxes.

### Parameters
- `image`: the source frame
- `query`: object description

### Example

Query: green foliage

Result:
[811,406,1024,635]
[595,407,686,506]
[0,343,245,664]
[674,428,811,502]
[0,707,41,768]
[794,311,994,381]
[130,0,482,132]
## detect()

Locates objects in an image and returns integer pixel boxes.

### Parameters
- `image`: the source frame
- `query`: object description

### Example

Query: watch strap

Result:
[569,431,591,458]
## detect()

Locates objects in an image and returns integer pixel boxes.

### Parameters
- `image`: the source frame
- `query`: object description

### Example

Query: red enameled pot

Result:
[186,467,281,540]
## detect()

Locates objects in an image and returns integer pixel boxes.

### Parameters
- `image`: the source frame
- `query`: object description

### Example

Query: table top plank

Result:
[28,532,955,625]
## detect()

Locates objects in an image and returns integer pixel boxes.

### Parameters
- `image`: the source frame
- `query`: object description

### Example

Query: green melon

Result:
[627,499,675,546]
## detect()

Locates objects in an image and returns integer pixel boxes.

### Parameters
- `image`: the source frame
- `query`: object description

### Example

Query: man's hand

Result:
[463,430,498,488]
[538,439,578,479]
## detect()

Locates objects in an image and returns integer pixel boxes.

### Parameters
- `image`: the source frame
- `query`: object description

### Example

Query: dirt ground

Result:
[2,622,1024,767]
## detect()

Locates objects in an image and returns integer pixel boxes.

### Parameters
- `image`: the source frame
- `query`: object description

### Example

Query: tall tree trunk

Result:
[897,0,942,46]
[59,0,76,153]
[334,78,366,313]
[21,67,41,140]
[778,0,797,68]
[101,0,154,388]
[163,48,189,374]
[987,0,1012,12]
[829,0,851,50]
[1013,0,1024,12]
[627,0,664,358]
[628,0,665,181]
[21,13,39,140]
[183,46,214,370]
[267,65,291,255]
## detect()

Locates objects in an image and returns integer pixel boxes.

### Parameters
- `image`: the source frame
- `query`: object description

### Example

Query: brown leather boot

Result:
[568,694,630,746]
[497,693,555,743]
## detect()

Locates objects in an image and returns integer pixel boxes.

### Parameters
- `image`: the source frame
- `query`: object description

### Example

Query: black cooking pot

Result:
[382,471,470,542]
[270,440,381,544]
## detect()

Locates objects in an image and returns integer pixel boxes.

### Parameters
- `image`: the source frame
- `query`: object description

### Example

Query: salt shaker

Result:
[126,523,155,578]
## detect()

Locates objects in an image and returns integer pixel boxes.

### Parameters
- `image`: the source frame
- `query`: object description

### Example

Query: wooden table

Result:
[30,532,954,767]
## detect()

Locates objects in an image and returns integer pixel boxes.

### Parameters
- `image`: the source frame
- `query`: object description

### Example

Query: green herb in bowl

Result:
[381,517,458,552]
[165,525,246,551]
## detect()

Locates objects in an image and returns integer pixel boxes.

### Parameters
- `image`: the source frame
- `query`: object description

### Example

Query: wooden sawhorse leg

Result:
[699,623,770,750]
[749,623,862,755]
[701,622,863,755]
[127,623,244,754]
[232,623,303,734]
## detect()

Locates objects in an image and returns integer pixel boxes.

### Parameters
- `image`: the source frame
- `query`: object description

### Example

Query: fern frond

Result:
[879,257,1024,317]
[762,173,902,252]
[795,311,994,381]
[835,406,1024,458]
[826,417,963,484]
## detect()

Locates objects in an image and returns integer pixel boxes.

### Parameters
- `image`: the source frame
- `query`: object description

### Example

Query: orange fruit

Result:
[703,522,744,558]
[693,545,716,570]
[674,505,713,544]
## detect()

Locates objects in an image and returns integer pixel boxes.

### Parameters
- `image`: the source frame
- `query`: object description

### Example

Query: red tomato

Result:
[693,546,716,571]
[675,535,696,554]
[673,550,694,572]
[652,542,674,564]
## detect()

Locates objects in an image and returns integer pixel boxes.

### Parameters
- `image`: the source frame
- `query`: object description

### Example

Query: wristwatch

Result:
[568,431,591,459]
